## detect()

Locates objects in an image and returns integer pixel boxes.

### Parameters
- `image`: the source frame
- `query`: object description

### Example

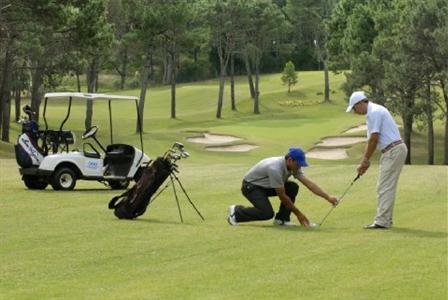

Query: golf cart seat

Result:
[104,144,135,177]
[106,144,134,158]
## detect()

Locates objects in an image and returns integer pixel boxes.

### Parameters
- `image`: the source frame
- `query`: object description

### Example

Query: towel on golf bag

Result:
[108,157,172,219]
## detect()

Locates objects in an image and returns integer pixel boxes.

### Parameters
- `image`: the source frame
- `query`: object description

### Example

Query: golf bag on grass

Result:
[108,143,204,221]
[108,157,171,219]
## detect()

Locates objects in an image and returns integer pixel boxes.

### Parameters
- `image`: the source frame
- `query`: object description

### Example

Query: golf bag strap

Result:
[108,188,131,209]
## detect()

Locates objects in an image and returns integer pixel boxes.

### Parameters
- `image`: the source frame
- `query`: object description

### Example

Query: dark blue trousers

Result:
[234,180,299,223]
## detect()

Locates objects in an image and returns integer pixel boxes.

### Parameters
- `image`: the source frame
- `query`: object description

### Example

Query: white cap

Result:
[346,91,367,112]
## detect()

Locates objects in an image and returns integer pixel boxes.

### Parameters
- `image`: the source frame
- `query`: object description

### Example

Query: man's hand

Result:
[327,195,338,206]
[357,159,370,176]
[296,211,310,227]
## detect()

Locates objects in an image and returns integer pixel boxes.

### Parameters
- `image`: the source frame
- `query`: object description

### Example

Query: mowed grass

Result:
[1,71,447,299]
[0,159,446,299]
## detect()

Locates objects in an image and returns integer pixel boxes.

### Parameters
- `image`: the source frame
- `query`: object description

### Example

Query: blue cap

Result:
[288,147,308,167]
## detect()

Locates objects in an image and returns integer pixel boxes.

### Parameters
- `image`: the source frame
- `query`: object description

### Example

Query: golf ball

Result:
[308,222,318,228]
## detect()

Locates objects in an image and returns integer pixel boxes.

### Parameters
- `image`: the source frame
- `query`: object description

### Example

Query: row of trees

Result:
[326,0,448,165]
[0,0,333,141]
[1,1,446,165]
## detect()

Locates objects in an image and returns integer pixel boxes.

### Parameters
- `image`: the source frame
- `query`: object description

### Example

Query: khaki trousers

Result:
[374,143,408,227]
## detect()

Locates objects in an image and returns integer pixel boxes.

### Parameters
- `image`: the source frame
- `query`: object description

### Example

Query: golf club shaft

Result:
[318,174,360,227]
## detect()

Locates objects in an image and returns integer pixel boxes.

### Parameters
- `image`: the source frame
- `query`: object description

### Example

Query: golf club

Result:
[173,142,184,150]
[316,174,361,227]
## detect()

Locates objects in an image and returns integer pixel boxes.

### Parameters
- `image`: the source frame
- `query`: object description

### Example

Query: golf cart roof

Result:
[44,92,138,101]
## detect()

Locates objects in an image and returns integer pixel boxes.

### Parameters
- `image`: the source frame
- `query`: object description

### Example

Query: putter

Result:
[317,174,361,227]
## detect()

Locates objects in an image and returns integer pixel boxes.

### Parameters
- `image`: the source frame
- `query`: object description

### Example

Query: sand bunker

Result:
[187,132,257,152]
[308,135,366,160]
[306,148,348,160]
[344,123,401,134]
[205,144,259,152]
[344,124,367,133]
[316,136,366,147]
[186,133,242,145]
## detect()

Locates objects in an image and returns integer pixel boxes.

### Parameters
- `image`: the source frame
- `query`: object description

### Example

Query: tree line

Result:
[1,0,446,165]
[0,0,331,136]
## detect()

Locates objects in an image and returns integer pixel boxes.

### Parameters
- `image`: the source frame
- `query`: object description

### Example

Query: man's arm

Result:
[275,187,309,226]
[297,176,338,205]
[358,132,379,176]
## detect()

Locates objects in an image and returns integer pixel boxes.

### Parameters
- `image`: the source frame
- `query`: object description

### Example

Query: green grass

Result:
[1,71,447,299]
[0,160,446,299]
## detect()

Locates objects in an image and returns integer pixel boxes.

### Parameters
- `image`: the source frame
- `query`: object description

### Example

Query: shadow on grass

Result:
[132,217,198,226]
[242,223,346,233]
[390,227,447,239]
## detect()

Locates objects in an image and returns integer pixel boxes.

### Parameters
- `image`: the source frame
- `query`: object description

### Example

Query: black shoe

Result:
[364,223,387,229]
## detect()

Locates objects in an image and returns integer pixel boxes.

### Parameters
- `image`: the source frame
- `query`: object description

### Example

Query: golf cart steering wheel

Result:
[82,126,98,140]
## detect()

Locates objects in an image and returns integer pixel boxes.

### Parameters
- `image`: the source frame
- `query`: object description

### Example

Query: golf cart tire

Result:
[108,179,130,190]
[23,176,48,190]
[51,167,77,191]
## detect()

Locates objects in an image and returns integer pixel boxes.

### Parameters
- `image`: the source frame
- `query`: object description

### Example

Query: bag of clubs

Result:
[108,142,204,222]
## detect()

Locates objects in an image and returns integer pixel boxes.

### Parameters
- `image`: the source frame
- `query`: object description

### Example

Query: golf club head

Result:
[181,151,190,158]
[22,105,34,118]
[171,164,179,173]
[173,142,184,150]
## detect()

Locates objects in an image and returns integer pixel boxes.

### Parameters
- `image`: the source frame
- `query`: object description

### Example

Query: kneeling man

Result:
[228,147,337,227]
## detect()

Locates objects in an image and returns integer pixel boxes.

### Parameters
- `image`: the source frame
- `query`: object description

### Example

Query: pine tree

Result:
[281,61,298,93]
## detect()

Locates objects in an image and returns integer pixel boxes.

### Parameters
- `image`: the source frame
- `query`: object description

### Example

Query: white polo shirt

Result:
[366,102,402,150]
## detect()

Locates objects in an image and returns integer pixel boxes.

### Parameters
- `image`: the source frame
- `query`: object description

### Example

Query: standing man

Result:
[227,147,338,227]
[346,91,408,229]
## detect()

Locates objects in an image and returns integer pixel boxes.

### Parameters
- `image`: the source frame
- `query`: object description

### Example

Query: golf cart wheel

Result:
[23,176,48,190]
[51,167,76,191]
[108,179,130,190]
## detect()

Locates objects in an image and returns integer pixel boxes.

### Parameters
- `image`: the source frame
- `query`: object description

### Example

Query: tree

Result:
[159,0,195,119]
[0,0,20,141]
[285,0,338,102]
[244,0,290,114]
[205,0,246,119]
[327,0,414,164]
[281,61,298,93]
[70,0,113,129]
[327,0,448,165]
[397,0,447,164]
[107,0,134,89]
[328,0,386,101]
[129,0,166,132]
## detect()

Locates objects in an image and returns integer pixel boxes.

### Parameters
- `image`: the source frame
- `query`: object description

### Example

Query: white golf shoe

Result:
[227,205,238,225]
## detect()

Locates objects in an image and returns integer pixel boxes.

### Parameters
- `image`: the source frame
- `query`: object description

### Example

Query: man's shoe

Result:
[273,219,295,226]
[227,205,238,225]
[364,223,387,229]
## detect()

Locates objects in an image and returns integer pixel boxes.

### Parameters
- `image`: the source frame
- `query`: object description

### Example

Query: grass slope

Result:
[1,71,447,299]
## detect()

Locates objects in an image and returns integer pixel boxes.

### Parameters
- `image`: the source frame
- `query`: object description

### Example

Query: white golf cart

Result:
[16,92,151,190]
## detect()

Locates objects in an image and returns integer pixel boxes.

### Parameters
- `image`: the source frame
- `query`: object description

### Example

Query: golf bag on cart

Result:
[14,105,45,168]
[108,143,204,221]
